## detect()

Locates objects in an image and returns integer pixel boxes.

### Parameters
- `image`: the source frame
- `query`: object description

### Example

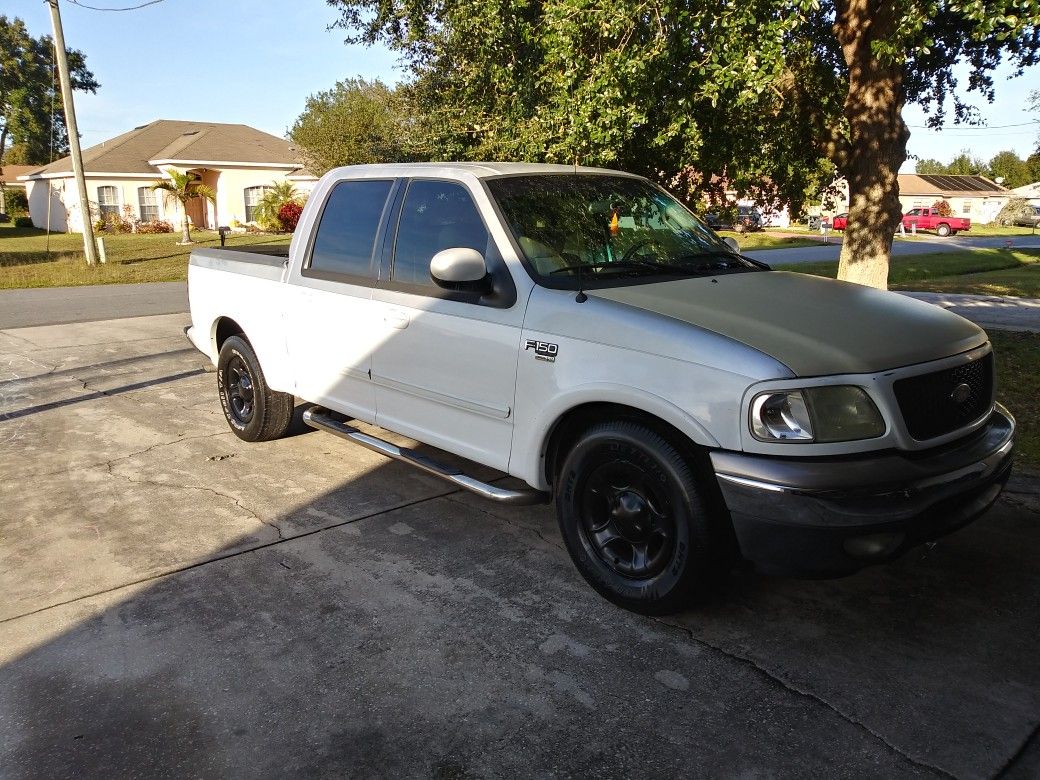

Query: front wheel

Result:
[217,335,294,442]
[554,421,724,614]
[937,223,951,237]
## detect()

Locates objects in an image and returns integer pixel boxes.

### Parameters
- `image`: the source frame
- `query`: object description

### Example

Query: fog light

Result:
[843,532,906,560]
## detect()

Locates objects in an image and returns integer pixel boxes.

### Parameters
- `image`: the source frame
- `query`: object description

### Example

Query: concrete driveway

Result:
[1,314,1038,778]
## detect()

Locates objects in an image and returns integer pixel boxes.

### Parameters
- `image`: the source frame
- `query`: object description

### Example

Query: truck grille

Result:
[894,352,994,440]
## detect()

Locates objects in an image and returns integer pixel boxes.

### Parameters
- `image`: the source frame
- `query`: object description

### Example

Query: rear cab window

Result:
[304,179,395,283]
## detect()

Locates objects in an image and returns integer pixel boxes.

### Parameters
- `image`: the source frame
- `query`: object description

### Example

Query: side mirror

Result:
[430,247,491,292]
[723,236,740,253]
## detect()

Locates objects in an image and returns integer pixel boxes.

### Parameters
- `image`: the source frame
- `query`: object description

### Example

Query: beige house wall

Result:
[25,167,317,233]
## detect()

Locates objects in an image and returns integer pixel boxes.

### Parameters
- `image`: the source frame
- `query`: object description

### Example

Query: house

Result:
[0,164,35,215]
[896,174,1011,224]
[1011,182,1040,206]
[17,120,318,233]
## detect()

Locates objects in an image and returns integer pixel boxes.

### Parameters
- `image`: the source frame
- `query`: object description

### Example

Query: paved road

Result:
[0,281,187,329]
[1,313,1038,777]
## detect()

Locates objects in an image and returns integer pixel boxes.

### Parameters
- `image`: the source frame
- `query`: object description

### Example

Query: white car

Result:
[186,163,1015,613]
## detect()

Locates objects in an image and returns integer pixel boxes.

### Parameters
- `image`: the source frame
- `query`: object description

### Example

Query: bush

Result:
[4,188,29,217]
[996,197,1032,226]
[136,219,174,234]
[932,200,952,217]
[14,216,33,228]
[278,201,303,232]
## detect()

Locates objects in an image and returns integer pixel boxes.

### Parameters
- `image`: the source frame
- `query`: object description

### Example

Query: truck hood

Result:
[589,271,986,376]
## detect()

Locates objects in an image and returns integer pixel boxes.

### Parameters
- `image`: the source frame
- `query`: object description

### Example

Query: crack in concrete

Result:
[104,461,285,541]
[995,720,1040,778]
[648,616,956,779]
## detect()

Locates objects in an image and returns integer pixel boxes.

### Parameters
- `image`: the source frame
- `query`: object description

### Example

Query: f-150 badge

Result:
[525,340,558,362]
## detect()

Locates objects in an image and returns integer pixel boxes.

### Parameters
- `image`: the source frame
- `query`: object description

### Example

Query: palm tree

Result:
[251,181,301,231]
[150,168,216,244]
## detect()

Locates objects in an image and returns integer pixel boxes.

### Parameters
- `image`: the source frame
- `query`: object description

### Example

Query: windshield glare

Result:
[486,174,759,285]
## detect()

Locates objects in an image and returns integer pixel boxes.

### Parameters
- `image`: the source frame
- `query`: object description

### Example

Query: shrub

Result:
[278,201,304,232]
[251,181,302,231]
[14,216,34,228]
[931,200,952,217]
[4,189,29,217]
[996,197,1032,225]
[136,219,174,234]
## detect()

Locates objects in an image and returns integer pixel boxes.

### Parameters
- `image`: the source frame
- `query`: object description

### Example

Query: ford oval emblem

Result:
[950,383,972,404]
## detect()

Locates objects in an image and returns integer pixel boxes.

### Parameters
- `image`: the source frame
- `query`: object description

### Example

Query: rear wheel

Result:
[554,421,723,614]
[937,223,951,237]
[217,335,293,442]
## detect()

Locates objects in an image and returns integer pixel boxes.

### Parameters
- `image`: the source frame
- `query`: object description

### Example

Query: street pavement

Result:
[0,281,187,329]
[1,313,1039,778]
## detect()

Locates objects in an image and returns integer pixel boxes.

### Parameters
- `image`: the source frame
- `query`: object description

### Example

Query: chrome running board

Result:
[302,406,549,506]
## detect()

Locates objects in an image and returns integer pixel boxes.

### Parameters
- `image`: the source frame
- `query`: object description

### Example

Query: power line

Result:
[907,120,1040,130]
[65,0,165,11]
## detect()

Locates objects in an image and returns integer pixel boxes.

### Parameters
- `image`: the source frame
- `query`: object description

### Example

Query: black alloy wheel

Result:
[224,353,255,426]
[217,335,294,442]
[555,420,724,614]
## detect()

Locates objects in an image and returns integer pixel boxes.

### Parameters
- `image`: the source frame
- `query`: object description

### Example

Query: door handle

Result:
[384,310,409,330]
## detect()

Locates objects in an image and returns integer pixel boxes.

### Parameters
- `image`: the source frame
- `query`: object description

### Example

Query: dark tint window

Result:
[392,180,489,287]
[309,179,393,279]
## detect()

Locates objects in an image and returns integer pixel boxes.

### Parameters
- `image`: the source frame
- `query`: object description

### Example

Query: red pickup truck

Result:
[902,207,970,237]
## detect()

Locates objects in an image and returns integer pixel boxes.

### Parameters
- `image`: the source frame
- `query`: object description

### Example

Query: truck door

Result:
[284,178,399,424]
[370,178,523,471]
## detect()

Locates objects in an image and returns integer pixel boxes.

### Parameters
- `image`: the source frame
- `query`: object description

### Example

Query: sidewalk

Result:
[897,291,1040,333]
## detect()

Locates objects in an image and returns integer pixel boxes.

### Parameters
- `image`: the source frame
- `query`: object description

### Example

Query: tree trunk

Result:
[832,0,910,290]
[181,197,192,244]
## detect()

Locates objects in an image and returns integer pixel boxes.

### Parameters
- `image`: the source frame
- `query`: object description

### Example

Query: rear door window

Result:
[391,180,489,288]
[307,179,394,281]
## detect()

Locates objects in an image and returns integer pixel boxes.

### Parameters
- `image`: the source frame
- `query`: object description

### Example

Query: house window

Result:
[138,187,159,221]
[244,186,270,223]
[962,200,972,215]
[97,186,119,218]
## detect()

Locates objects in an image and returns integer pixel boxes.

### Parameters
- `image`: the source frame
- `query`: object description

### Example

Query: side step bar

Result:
[302,407,550,506]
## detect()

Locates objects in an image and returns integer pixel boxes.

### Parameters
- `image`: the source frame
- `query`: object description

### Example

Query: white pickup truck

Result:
[186,163,1015,614]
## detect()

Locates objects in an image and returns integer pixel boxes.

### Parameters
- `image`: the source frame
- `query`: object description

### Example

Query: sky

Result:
[15,0,1040,172]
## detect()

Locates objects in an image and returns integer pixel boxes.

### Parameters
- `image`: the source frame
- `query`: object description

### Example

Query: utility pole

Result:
[47,0,98,266]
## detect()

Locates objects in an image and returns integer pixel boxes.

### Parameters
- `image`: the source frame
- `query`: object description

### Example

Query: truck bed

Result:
[189,246,288,281]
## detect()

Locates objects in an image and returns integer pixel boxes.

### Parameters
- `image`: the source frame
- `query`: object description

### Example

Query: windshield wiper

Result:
[549,259,693,276]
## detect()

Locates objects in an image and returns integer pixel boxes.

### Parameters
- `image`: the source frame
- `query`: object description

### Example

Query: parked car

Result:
[831,213,848,231]
[702,212,722,229]
[902,207,970,236]
[1007,205,1040,228]
[186,162,1014,614]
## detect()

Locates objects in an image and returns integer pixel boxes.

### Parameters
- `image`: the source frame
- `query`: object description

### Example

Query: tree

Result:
[150,169,215,245]
[988,150,1031,188]
[0,15,98,167]
[329,0,1040,289]
[289,78,414,174]
[915,159,947,174]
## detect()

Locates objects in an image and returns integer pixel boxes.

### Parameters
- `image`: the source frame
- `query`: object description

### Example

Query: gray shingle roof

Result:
[27,120,303,176]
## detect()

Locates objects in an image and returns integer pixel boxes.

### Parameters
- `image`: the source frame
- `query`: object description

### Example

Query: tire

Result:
[937,223,951,237]
[217,335,294,442]
[554,421,723,614]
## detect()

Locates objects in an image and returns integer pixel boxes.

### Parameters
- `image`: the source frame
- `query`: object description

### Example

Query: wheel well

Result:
[214,317,245,352]
[544,402,711,487]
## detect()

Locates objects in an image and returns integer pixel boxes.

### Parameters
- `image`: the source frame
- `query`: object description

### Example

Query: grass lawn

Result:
[716,230,830,251]
[777,248,1040,298]
[0,223,291,289]
[958,223,1039,237]
[990,330,1039,472]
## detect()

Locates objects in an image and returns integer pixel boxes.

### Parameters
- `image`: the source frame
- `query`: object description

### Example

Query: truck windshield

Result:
[486,174,761,287]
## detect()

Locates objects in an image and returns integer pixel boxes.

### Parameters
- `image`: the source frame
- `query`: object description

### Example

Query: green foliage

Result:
[13,215,32,228]
[150,168,216,243]
[917,149,1034,188]
[289,79,414,173]
[989,150,1033,188]
[250,181,303,232]
[0,15,99,166]
[3,187,27,216]
[915,159,947,174]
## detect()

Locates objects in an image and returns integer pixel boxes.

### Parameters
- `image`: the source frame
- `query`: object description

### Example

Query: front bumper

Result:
[710,405,1015,576]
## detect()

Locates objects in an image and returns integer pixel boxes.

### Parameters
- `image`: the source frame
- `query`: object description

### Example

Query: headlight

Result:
[750,386,885,443]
